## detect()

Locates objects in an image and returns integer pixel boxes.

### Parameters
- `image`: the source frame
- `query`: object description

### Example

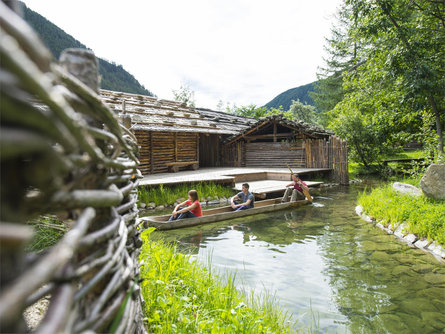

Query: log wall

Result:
[134,130,151,175]
[134,131,198,174]
[245,142,306,168]
[152,132,175,173]
[177,133,198,162]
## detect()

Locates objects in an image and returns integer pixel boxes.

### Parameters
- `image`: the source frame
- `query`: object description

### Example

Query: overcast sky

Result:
[22,0,341,109]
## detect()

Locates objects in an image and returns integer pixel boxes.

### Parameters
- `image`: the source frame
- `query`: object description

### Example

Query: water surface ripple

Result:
[153,184,445,333]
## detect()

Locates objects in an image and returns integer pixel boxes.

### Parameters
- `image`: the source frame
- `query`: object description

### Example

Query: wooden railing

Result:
[0,2,145,333]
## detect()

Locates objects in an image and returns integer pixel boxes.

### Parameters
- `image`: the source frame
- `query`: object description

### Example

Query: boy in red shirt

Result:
[286,174,309,198]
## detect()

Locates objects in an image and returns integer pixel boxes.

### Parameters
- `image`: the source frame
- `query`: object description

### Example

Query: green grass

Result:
[138,182,235,207]
[381,149,425,160]
[26,216,67,252]
[358,184,445,245]
[349,149,435,180]
[139,228,296,333]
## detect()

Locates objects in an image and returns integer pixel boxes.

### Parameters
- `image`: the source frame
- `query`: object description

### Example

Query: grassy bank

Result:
[138,182,235,207]
[358,184,445,245]
[139,229,295,333]
[348,149,433,180]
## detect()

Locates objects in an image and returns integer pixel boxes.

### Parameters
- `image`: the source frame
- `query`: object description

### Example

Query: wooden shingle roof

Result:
[100,90,256,135]
[224,114,334,144]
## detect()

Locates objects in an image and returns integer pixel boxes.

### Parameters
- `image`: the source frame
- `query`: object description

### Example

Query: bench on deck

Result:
[166,161,199,173]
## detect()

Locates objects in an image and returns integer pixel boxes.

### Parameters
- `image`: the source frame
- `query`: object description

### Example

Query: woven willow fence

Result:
[0,2,146,333]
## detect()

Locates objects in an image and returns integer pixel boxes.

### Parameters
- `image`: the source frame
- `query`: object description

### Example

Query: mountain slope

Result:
[22,3,154,96]
[264,82,316,110]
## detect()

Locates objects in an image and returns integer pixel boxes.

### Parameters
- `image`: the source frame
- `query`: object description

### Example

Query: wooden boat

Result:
[139,198,309,230]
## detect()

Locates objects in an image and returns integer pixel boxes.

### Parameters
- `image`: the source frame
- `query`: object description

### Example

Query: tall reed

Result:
[138,182,235,206]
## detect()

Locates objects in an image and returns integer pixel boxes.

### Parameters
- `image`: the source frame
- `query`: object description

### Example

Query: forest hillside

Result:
[22,2,154,96]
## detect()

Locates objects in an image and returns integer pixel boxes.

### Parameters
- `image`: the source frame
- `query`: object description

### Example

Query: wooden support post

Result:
[273,122,277,142]
[196,133,199,163]
[305,140,310,168]
[174,132,177,162]
[216,135,220,166]
[150,131,154,174]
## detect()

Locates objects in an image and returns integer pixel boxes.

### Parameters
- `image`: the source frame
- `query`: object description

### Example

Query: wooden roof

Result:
[224,114,334,144]
[100,90,256,135]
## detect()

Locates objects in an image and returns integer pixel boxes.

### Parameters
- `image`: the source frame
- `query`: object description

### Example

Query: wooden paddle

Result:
[286,163,313,203]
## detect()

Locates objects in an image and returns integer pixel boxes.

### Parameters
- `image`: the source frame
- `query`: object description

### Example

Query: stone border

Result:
[355,205,445,263]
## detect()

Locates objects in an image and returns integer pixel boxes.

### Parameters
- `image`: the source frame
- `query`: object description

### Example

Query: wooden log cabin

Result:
[100,90,256,174]
[222,115,349,184]
[100,91,348,184]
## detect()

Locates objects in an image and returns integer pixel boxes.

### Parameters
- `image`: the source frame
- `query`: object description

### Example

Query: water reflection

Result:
[151,185,445,333]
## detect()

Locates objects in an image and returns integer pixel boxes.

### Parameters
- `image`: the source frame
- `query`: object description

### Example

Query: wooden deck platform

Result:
[139,167,331,187]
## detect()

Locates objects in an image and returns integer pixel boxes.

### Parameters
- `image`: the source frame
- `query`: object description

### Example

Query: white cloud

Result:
[22,0,341,109]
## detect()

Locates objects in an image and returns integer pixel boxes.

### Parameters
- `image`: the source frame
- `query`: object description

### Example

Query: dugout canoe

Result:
[139,198,309,230]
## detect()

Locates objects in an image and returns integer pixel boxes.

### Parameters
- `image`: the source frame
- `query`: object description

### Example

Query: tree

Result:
[310,3,359,115]
[172,84,195,108]
[288,100,319,124]
[319,0,444,165]
[229,104,269,119]
[344,0,444,153]
[330,109,385,167]
[216,99,224,111]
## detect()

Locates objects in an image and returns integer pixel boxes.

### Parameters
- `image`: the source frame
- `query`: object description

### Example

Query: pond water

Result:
[151,183,445,333]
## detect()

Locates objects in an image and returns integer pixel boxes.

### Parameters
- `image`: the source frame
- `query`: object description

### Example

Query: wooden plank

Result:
[244,133,294,141]
[121,109,201,120]
[166,161,199,166]
[130,120,219,130]
[225,119,271,145]
[139,167,332,187]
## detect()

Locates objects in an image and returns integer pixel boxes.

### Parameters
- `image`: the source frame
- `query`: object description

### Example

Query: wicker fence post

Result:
[0,2,146,332]
[59,48,100,93]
